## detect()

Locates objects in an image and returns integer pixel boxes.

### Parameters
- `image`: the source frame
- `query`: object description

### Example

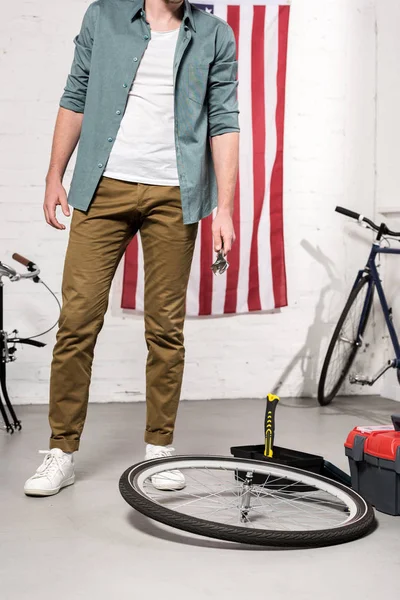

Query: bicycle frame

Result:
[0,257,44,433]
[353,242,400,369]
[0,278,21,432]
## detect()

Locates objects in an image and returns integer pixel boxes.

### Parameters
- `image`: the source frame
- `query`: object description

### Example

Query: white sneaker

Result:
[145,444,186,491]
[24,448,75,497]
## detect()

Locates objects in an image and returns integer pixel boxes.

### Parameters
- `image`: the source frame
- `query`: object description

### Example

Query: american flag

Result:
[121,1,290,315]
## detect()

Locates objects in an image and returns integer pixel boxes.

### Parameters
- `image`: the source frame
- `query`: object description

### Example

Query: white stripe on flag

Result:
[258,4,278,310]
[212,3,228,19]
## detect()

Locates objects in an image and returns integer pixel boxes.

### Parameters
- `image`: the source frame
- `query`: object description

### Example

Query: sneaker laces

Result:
[149,446,175,459]
[32,450,66,481]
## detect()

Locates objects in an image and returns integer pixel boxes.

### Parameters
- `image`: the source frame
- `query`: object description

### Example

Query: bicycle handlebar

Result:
[12,252,40,280]
[335,206,361,221]
[335,206,400,237]
[0,253,40,282]
[12,253,34,268]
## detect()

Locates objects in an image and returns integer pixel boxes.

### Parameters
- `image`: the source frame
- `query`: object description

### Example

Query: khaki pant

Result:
[49,177,198,452]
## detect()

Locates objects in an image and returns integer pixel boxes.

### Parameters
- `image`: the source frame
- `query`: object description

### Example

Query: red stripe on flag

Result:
[199,215,213,315]
[121,236,139,309]
[224,5,241,314]
[248,5,266,312]
[270,5,289,308]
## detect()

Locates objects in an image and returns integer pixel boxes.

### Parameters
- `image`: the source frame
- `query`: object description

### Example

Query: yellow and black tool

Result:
[264,393,280,457]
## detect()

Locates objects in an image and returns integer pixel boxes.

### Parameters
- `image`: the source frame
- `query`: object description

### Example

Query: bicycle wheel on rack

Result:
[119,456,375,548]
[318,275,374,406]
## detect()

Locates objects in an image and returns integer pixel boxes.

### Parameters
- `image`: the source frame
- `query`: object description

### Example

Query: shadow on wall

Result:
[272,239,344,399]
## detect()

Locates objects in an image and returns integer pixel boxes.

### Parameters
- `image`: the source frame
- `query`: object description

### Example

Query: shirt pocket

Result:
[188,64,209,105]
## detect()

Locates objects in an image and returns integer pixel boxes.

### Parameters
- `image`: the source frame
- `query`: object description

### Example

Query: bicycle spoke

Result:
[323,280,370,397]
[139,465,353,531]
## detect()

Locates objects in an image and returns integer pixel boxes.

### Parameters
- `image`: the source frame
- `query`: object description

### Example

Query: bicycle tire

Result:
[318,276,374,406]
[119,456,375,548]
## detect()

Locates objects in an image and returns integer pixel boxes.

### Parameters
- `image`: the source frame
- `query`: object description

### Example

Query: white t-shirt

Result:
[104,28,180,186]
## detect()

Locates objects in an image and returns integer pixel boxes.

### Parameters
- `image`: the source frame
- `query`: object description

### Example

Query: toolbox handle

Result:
[391,415,400,431]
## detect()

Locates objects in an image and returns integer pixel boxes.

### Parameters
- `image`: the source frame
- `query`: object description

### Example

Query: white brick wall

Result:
[0,0,385,404]
[375,0,400,401]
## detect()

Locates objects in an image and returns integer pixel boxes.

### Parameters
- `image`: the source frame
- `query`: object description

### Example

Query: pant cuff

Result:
[50,438,80,453]
[144,431,174,446]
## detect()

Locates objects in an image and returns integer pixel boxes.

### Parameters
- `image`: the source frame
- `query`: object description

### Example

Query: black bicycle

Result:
[318,206,400,406]
[0,253,60,433]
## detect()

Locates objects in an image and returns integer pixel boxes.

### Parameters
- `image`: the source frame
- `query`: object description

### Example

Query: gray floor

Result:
[1,396,400,599]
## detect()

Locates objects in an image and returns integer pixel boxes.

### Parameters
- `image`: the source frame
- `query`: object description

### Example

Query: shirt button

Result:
[144,35,149,40]
[133,57,138,62]
[108,137,113,142]
[116,110,121,115]
[98,163,103,168]
[123,83,128,88]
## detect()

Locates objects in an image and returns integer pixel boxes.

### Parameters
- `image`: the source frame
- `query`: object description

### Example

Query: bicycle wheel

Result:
[119,456,375,547]
[318,276,374,406]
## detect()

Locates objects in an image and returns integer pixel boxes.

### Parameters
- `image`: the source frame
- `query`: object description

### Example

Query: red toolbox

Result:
[345,415,400,515]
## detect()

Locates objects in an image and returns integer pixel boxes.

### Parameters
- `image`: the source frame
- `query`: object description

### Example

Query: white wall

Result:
[0,0,382,404]
[375,0,400,401]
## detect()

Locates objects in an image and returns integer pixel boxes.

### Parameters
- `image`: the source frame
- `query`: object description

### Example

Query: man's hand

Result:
[42,107,83,230]
[210,132,239,255]
[212,209,236,255]
[44,177,70,230]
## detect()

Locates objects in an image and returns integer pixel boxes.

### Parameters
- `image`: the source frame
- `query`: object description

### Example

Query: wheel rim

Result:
[129,457,364,533]
[322,281,370,398]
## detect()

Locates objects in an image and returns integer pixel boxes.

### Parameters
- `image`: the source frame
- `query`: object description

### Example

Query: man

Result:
[24,0,239,496]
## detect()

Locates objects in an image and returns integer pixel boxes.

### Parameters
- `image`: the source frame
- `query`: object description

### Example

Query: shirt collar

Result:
[131,0,196,32]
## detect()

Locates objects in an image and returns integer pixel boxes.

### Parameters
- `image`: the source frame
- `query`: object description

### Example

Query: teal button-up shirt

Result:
[60,0,240,224]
